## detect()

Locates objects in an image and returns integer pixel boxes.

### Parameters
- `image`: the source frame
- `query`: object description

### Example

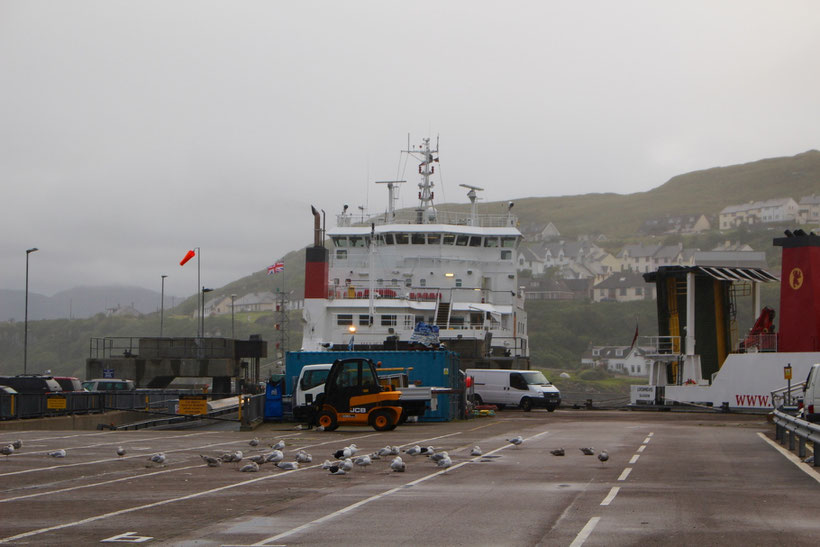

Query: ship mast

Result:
[404,137,439,224]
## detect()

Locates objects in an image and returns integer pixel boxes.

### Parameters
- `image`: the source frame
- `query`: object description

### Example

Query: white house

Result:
[798,194,820,225]
[719,198,799,230]
[581,345,651,376]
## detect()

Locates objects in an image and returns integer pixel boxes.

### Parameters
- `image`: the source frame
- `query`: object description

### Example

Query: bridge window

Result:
[469,236,482,247]
[332,237,348,247]
[381,314,397,326]
[443,234,456,245]
[336,314,353,326]
[456,235,469,246]
[412,233,426,244]
[383,234,395,245]
[501,237,517,248]
[427,233,441,245]
[483,237,499,248]
[336,250,347,259]
[395,233,409,244]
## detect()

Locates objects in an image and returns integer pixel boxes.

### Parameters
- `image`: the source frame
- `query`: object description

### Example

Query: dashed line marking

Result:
[617,467,632,481]
[648,432,654,437]
[637,445,646,453]
[569,516,601,547]
[642,437,651,444]
[629,454,640,464]
[600,486,620,506]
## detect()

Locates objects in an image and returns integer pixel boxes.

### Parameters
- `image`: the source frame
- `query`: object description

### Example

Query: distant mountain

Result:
[0,286,178,321]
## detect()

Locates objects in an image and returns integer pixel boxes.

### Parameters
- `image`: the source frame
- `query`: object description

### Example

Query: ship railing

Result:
[771,381,806,410]
[772,408,820,468]
[327,285,517,306]
[640,335,681,359]
[337,210,518,228]
[737,333,778,353]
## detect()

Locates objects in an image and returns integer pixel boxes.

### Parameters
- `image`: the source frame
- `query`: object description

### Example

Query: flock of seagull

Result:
[2,435,609,470]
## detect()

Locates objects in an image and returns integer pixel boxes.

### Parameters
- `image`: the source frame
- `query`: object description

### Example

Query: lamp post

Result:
[201,287,213,337]
[160,275,168,337]
[24,247,39,374]
[230,294,237,339]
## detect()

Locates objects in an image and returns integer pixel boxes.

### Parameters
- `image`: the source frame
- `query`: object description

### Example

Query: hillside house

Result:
[521,222,561,242]
[517,247,546,275]
[798,194,820,225]
[639,214,711,235]
[616,243,696,273]
[593,271,655,302]
[718,198,799,230]
[581,345,651,376]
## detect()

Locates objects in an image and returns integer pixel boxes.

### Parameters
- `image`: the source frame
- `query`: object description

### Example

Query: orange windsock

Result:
[180,249,196,266]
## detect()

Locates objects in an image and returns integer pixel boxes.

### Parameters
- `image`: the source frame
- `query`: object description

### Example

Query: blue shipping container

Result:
[285,350,462,422]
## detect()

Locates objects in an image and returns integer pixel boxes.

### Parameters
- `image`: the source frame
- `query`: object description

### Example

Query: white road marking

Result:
[0,464,318,544]
[0,464,203,503]
[642,437,651,444]
[251,430,552,545]
[648,432,654,437]
[569,517,601,547]
[617,467,632,481]
[629,454,640,464]
[600,486,620,506]
[637,445,646,453]
[0,438,255,478]
[101,531,153,542]
[756,432,820,484]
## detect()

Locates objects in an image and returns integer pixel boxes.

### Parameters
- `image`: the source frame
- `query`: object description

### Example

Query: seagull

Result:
[249,437,260,447]
[230,450,244,463]
[116,446,127,457]
[354,454,371,470]
[377,446,393,458]
[333,446,353,459]
[49,449,68,458]
[272,440,286,451]
[390,446,400,455]
[265,450,284,463]
[598,450,609,465]
[368,451,381,460]
[507,436,524,447]
[295,451,313,463]
[580,447,595,456]
[1,444,14,457]
[316,425,325,432]
[341,458,354,472]
[470,446,482,456]
[239,461,260,472]
[276,461,299,471]
[347,443,359,456]
[419,446,434,456]
[148,452,165,464]
[550,448,565,456]
[430,451,449,463]
[12,439,23,450]
[248,454,266,464]
[390,457,406,472]
[321,459,335,469]
[404,445,422,456]
[200,454,222,467]
[436,455,452,469]
[328,464,346,475]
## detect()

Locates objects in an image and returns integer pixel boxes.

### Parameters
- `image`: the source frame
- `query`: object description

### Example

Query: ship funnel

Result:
[774,231,820,351]
[311,205,322,247]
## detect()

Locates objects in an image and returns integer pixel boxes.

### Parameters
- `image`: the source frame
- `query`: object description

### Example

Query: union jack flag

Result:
[267,262,284,275]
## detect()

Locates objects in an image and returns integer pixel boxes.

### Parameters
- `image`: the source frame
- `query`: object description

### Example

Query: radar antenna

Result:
[459,184,485,226]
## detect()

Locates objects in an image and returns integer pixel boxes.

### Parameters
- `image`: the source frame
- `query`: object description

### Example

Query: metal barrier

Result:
[241,393,266,428]
[772,408,819,467]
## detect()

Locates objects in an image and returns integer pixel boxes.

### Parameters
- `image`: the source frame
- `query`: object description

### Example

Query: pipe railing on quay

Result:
[772,407,819,467]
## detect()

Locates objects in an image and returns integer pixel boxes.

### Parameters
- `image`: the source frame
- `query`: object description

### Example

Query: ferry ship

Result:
[301,138,529,369]
[632,229,820,410]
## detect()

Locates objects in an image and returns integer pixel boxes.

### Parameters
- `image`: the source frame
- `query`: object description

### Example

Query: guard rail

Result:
[772,408,819,467]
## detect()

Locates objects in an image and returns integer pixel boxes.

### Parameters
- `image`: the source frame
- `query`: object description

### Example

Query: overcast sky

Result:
[2,1,818,297]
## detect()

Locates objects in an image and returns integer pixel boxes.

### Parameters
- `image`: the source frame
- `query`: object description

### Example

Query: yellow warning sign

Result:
[178,395,208,415]
[47,396,67,410]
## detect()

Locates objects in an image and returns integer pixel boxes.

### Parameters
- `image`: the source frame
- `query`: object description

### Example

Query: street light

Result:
[230,294,237,339]
[201,287,213,337]
[24,247,39,374]
[160,275,168,337]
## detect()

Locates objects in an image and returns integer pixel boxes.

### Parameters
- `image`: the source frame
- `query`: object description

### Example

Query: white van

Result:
[466,369,561,412]
[802,363,820,423]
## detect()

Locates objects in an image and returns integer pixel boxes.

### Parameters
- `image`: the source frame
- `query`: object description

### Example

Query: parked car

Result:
[803,363,820,423]
[0,375,63,394]
[53,377,85,392]
[82,379,136,391]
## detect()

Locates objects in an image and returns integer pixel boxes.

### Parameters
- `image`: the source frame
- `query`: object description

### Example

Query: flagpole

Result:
[197,247,201,338]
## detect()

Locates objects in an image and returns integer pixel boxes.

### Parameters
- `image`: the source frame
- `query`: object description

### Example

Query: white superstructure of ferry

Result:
[301,138,529,368]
